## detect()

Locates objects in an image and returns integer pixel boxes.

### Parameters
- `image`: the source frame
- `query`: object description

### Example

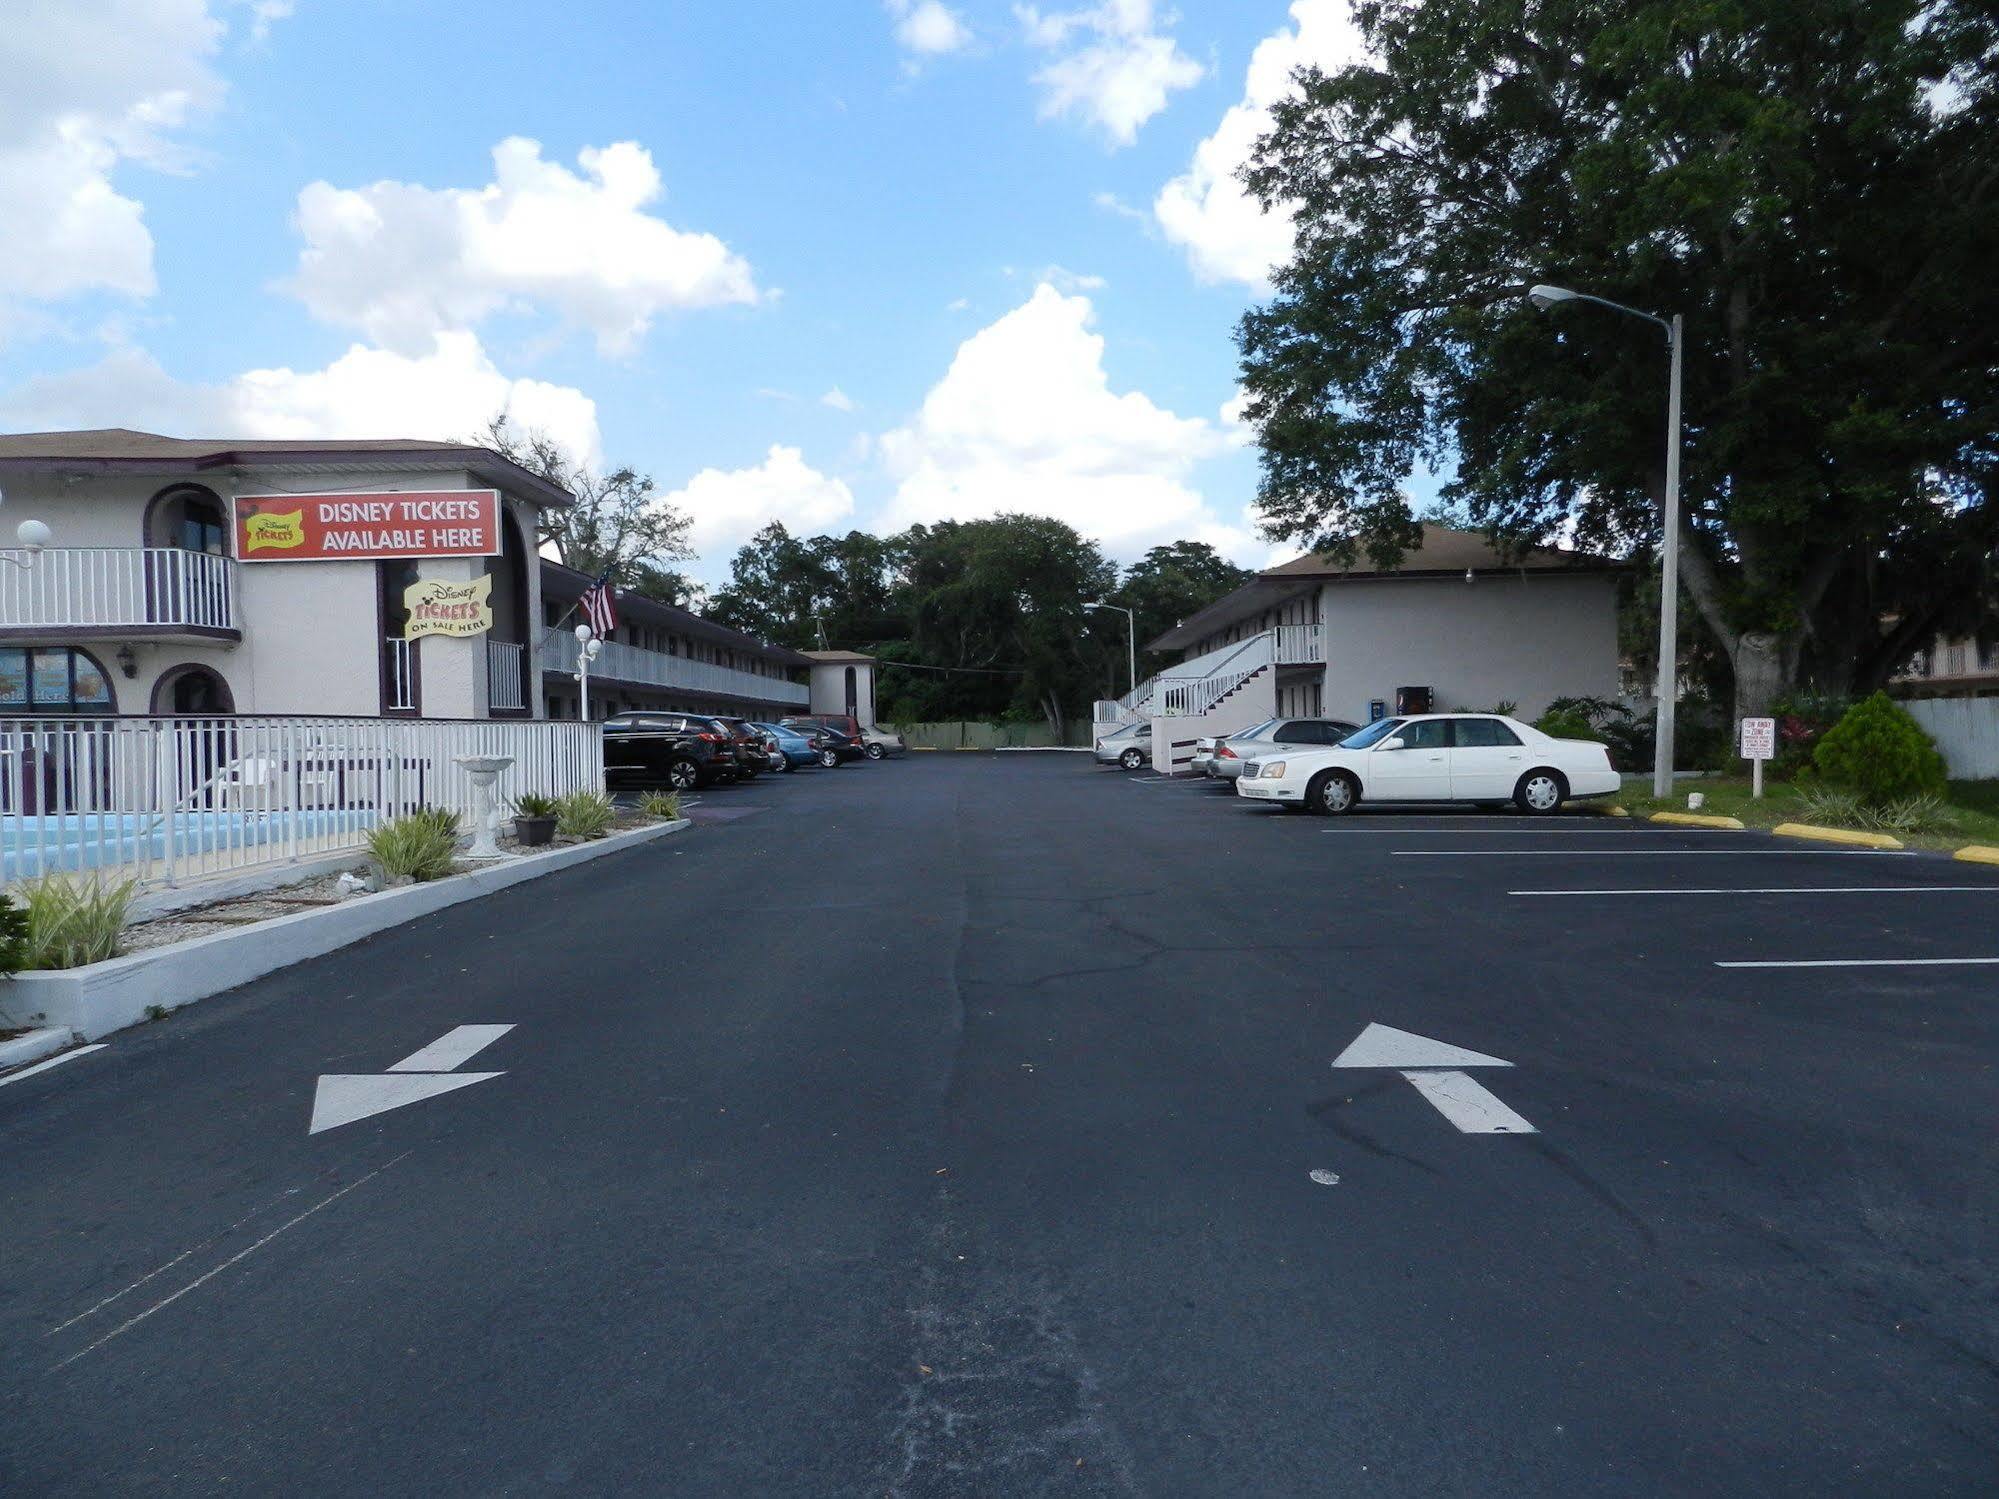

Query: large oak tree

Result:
[1238,0,1998,714]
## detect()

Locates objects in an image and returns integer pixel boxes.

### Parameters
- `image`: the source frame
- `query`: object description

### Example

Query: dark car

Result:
[602,713,735,790]
[713,716,777,777]
[782,717,865,767]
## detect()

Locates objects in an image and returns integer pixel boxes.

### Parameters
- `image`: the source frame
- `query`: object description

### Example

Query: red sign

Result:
[233,490,501,562]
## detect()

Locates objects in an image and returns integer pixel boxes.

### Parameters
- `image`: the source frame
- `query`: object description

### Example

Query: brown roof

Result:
[801,649,876,664]
[1147,525,1620,652]
[0,427,573,509]
[540,559,814,667]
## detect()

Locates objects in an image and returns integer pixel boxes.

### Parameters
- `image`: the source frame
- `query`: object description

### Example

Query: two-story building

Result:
[0,428,567,720]
[537,561,811,721]
[1131,526,1622,772]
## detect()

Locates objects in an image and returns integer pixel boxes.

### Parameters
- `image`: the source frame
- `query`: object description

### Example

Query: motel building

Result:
[0,428,791,893]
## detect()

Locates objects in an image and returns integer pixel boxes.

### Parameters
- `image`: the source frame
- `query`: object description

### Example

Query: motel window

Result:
[0,647,115,713]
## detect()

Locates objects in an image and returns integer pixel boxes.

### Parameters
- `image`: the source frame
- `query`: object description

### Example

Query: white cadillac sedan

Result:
[1233,713,1620,815]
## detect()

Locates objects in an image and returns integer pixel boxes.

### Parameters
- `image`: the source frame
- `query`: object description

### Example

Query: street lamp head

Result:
[574,622,594,643]
[1082,601,1103,611]
[1527,283,1578,310]
[585,638,601,660]
[15,519,51,553]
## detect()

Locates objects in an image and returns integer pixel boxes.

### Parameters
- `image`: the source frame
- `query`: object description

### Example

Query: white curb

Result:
[0,820,689,1043]
[0,1025,76,1072]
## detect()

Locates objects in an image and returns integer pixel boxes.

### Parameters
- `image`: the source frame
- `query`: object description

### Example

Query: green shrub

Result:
[511,792,559,818]
[0,891,26,976]
[554,789,615,840]
[1811,692,1947,805]
[406,805,462,840]
[366,813,458,882]
[1534,709,1606,743]
[636,790,681,820]
[16,874,138,970]
[1794,783,1865,827]
[1860,793,1959,834]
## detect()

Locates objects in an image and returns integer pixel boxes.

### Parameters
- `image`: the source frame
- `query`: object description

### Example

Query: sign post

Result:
[1739,715,1776,799]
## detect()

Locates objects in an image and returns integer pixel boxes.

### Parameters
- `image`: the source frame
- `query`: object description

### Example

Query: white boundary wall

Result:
[1905,698,1999,780]
[0,715,602,888]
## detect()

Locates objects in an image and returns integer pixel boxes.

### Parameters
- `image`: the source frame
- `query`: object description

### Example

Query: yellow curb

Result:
[1952,844,1999,866]
[1771,822,1904,850]
[1647,811,1745,830]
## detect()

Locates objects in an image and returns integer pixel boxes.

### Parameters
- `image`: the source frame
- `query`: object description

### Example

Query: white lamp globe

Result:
[16,519,52,552]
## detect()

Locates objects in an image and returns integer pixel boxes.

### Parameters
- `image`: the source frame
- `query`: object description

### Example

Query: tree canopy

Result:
[1237,0,1999,713]
[708,519,1250,734]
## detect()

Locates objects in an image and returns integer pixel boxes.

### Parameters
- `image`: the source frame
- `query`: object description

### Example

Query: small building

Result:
[537,561,812,721]
[1133,526,1622,772]
[1892,634,1999,700]
[801,650,878,724]
[0,428,566,719]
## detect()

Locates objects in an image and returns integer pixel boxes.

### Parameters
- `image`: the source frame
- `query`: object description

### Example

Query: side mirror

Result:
[1378,736,1406,752]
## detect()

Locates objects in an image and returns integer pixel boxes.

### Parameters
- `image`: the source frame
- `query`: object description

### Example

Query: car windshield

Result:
[1228,719,1277,741]
[1339,718,1406,749]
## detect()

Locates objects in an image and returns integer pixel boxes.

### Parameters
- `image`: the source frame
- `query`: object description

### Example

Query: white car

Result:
[1234,713,1619,815]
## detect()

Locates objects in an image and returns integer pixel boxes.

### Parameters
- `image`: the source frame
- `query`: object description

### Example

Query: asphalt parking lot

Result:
[3,752,1994,1495]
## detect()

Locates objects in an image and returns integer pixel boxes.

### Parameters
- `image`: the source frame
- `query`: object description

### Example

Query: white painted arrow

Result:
[309,1071,503,1135]
[309,1024,513,1135]
[1332,1023,1536,1135]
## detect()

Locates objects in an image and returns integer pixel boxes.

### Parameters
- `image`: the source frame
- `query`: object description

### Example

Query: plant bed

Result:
[1618,777,1999,854]
[0,818,690,1042]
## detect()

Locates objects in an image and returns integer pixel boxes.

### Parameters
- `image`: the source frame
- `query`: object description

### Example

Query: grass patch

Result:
[1618,776,1999,852]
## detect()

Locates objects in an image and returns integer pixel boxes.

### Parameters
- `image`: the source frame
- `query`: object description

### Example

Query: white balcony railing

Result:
[1272,622,1325,665]
[0,714,602,888]
[487,640,526,711]
[0,548,239,632]
[541,633,808,706]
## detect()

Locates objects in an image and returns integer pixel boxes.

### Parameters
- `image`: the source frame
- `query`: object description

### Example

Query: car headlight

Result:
[1260,760,1287,778]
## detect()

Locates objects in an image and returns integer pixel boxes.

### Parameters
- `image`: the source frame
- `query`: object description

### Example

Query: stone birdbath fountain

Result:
[454,754,516,860]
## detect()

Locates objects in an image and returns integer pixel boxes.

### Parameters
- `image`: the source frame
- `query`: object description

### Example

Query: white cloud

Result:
[237,0,293,44]
[878,283,1234,553]
[887,0,973,56]
[0,0,236,310]
[1154,0,1369,286]
[1018,0,1203,147]
[0,331,604,469]
[288,137,760,356]
[821,387,858,412]
[667,445,857,562]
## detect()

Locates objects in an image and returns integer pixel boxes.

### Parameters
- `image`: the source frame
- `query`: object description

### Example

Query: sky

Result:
[0,0,1396,588]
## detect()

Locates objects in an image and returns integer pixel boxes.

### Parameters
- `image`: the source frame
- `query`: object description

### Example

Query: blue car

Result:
[749,721,821,772]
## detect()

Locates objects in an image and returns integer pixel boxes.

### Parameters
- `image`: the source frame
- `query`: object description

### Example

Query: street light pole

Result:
[1526,285,1683,800]
[574,623,602,719]
[1083,601,1136,698]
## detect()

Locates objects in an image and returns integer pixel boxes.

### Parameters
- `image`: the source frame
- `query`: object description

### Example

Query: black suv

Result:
[602,713,745,790]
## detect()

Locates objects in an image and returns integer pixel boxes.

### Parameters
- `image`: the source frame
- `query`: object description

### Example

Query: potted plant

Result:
[512,792,559,847]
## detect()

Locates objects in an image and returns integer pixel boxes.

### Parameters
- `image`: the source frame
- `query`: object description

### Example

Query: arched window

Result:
[151,664,234,715]
[0,647,116,713]
[843,665,857,717]
[145,484,230,555]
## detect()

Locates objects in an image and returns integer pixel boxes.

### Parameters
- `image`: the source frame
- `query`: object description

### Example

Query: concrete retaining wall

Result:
[889,720,1091,750]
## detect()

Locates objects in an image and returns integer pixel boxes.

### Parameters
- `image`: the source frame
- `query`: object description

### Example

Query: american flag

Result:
[579,571,618,635]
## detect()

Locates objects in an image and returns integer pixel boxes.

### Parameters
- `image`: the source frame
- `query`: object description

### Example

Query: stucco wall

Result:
[1315,573,1620,723]
[0,467,550,718]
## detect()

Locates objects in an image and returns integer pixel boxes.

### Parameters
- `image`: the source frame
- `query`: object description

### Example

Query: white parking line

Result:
[1715,957,1999,969]
[0,1044,107,1087]
[1392,848,1915,857]
[1511,886,1999,897]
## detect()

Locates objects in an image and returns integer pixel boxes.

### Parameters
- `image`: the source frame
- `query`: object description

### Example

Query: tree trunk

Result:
[1730,630,1800,720]
[1042,693,1066,741]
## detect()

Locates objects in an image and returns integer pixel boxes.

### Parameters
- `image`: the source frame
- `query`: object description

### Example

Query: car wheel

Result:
[865,742,886,760]
[818,748,839,769]
[668,759,699,791]
[1515,768,1568,815]
[1307,769,1360,816]
[1119,747,1144,770]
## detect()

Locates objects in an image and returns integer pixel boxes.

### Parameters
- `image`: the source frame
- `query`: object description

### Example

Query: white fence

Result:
[541,632,808,706]
[0,547,237,631]
[1906,697,1999,780]
[0,715,603,888]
